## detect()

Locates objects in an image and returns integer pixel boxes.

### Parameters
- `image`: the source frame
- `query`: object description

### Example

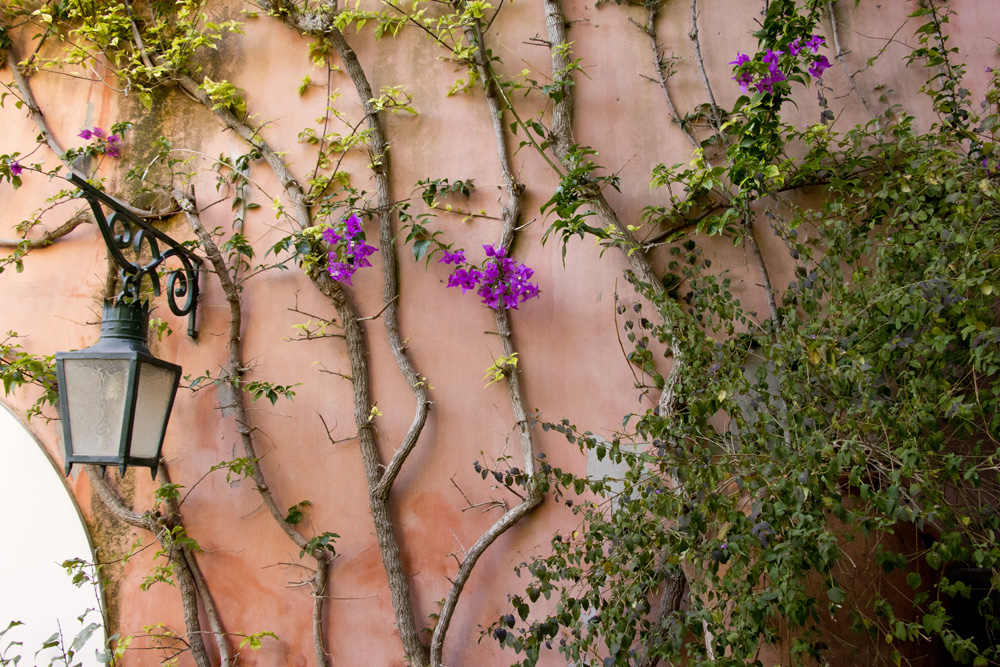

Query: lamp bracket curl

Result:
[68,173,200,338]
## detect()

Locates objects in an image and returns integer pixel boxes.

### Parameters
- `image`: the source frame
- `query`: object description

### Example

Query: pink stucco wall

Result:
[1,1,995,665]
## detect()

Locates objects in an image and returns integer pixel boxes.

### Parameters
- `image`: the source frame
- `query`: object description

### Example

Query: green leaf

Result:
[284,500,312,525]
[413,238,430,261]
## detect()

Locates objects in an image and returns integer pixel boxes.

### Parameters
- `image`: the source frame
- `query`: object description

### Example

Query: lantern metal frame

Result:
[56,301,182,477]
[56,175,201,477]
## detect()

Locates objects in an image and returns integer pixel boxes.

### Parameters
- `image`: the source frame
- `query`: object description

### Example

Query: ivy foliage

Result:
[498,2,1000,666]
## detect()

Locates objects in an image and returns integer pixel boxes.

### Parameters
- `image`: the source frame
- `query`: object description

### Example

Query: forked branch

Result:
[428,11,544,665]
[258,8,431,664]
[542,0,691,648]
[88,470,213,667]
[0,210,91,248]
[176,192,332,667]
[828,0,882,133]
[643,4,699,149]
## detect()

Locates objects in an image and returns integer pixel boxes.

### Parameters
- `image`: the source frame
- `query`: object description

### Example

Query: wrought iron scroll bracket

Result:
[68,173,201,339]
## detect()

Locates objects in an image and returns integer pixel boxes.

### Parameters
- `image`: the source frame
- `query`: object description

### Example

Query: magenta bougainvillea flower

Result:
[755,67,786,94]
[8,160,22,176]
[734,70,755,93]
[78,126,122,158]
[324,213,378,285]
[805,35,825,53]
[443,244,539,310]
[730,53,755,92]
[761,48,783,68]
[729,34,831,96]
[439,249,466,265]
[79,126,106,140]
[808,55,832,79]
[447,267,480,293]
[106,134,122,158]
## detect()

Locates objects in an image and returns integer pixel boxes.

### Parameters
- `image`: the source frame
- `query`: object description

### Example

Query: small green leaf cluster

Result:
[540,146,620,257]
[0,617,106,667]
[153,483,184,504]
[300,531,339,560]
[185,370,299,405]
[0,333,57,420]
[209,457,259,484]
[284,500,312,525]
[236,630,278,652]
[242,380,299,405]
[142,526,201,592]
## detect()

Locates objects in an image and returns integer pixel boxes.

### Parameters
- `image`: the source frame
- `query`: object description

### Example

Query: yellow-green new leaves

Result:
[31,0,241,93]
[370,86,418,115]
[200,77,247,117]
[484,353,518,388]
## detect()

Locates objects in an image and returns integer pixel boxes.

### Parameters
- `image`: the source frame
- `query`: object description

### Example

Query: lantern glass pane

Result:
[62,358,130,457]
[130,362,179,459]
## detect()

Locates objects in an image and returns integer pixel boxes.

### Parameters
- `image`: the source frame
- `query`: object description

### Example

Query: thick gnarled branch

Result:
[88,469,213,667]
[255,7,432,664]
[427,11,544,665]
[542,0,691,645]
[176,192,332,667]
[0,210,91,248]
[323,27,431,505]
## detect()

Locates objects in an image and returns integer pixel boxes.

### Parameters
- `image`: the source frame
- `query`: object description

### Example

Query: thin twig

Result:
[689,0,724,137]
[357,294,399,322]
[828,1,882,134]
[643,5,698,149]
[743,215,779,326]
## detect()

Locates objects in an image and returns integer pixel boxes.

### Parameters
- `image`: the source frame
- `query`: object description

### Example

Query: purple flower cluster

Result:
[441,244,540,310]
[7,160,22,176]
[323,214,378,285]
[789,35,826,57]
[730,35,831,95]
[79,127,123,158]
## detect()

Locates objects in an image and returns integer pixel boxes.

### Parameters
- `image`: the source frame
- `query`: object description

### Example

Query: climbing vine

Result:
[0,1,998,666]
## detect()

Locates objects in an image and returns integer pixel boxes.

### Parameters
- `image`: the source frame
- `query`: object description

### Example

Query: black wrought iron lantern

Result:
[57,301,181,477]
[57,173,200,478]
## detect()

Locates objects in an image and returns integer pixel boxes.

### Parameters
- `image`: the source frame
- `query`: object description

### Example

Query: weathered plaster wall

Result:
[0,1,995,665]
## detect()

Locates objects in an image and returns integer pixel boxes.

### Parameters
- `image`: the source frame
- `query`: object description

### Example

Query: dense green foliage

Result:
[496,3,1000,666]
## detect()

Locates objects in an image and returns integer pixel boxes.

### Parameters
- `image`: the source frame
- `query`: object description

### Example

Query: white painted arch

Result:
[0,401,104,666]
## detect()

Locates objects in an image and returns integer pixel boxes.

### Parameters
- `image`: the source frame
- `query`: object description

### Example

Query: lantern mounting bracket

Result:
[68,173,201,338]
